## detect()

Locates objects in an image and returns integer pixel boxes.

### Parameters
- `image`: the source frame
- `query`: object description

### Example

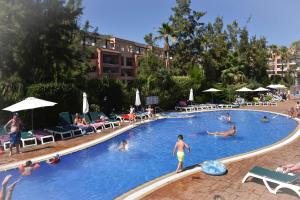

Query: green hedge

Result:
[26,83,81,129]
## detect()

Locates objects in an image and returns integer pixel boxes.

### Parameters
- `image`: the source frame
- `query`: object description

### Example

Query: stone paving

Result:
[143,100,300,200]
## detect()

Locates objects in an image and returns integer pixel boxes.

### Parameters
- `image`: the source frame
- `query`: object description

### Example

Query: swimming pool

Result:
[0,110,297,200]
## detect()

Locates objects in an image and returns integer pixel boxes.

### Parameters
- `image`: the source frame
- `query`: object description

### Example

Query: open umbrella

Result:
[203,88,222,103]
[254,87,270,92]
[267,84,286,90]
[82,92,89,119]
[235,87,253,92]
[189,88,194,102]
[135,89,141,107]
[3,97,57,130]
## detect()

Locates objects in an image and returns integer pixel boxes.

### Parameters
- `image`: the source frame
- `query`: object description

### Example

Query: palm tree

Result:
[157,23,173,68]
[279,46,288,79]
[269,44,279,75]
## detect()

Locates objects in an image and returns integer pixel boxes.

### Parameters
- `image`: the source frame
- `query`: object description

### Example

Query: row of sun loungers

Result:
[243,101,278,106]
[175,104,239,112]
[0,111,123,151]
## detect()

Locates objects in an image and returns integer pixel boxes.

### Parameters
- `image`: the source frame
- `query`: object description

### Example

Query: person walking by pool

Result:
[173,134,190,173]
[207,125,236,137]
[288,107,296,118]
[4,113,23,156]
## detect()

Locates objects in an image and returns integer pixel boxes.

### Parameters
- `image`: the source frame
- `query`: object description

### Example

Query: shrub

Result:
[26,83,81,129]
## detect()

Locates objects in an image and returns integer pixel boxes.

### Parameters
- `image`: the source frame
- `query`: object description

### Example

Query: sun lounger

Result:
[60,112,93,135]
[242,166,300,197]
[45,126,73,140]
[30,130,54,144]
[89,112,119,128]
[20,131,37,147]
[79,114,103,132]
[0,135,10,150]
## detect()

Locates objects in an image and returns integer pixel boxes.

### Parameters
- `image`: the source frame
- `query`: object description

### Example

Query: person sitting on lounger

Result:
[129,106,136,121]
[207,125,237,137]
[19,160,40,176]
[74,113,87,126]
[119,140,128,152]
[276,162,300,174]
[146,105,154,118]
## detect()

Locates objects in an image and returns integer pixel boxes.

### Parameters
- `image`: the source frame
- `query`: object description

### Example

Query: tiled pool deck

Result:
[0,101,299,200]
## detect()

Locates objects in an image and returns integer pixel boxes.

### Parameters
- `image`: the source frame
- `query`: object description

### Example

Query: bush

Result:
[84,78,128,114]
[26,83,81,129]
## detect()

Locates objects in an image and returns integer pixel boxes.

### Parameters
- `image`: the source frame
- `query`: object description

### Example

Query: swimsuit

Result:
[9,131,21,145]
[177,151,185,162]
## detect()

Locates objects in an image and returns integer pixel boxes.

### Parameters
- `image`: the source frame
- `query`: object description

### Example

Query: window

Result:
[103,54,119,65]
[121,56,124,66]
[121,69,135,77]
[103,66,119,74]
[126,57,134,66]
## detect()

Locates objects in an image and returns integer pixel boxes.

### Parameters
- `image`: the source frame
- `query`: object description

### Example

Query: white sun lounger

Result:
[242,166,300,197]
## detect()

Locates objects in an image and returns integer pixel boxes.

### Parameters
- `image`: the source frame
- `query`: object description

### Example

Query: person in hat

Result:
[4,113,23,156]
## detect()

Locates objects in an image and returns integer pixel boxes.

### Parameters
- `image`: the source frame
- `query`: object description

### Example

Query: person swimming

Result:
[119,140,128,152]
[207,125,236,137]
[19,160,40,176]
[46,154,60,164]
[260,116,269,122]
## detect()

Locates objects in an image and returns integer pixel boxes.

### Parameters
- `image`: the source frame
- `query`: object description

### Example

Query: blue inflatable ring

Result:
[201,160,227,176]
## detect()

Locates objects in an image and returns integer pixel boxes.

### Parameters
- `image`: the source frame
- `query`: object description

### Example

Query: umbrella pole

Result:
[31,109,34,131]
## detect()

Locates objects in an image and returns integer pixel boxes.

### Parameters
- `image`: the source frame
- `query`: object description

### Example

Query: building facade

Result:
[87,35,163,82]
[267,54,297,77]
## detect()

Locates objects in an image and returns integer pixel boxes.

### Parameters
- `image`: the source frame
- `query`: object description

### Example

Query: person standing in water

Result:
[173,134,190,173]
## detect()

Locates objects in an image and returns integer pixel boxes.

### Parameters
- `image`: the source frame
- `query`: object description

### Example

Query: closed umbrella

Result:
[189,88,194,102]
[83,92,89,118]
[203,88,222,103]
[135,89,141,106]
[3,97,57,130]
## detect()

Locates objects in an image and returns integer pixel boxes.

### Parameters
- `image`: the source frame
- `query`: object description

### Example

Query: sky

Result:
[81,0,300,47]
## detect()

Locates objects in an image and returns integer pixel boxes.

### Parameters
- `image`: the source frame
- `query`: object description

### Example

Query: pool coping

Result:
[117,109,300,200]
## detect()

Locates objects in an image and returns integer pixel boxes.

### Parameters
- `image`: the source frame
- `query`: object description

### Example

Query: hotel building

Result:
[86,34,164,82]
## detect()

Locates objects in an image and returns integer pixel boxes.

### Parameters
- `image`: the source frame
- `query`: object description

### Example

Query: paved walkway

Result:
[143,100,300,200]
[0,123,130,165]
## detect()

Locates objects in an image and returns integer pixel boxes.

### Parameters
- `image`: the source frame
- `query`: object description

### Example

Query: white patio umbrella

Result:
[254,87,270,92]
[235,87,253,92]
[189,88,194,102]
[3,97,57,130]
[267,84,286,90]
[82,92,89,115]
[203,88,222,103]
[135,89,141,106]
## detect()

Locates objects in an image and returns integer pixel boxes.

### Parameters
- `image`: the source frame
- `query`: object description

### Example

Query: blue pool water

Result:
[0,110,297,200]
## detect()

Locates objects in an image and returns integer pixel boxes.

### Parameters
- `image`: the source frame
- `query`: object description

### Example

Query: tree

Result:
[0,0,91,103]
[144,33,156,46]
[157,23,173,68]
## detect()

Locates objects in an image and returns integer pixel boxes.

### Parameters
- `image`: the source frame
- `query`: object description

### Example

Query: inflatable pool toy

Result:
[201,160,227,176]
